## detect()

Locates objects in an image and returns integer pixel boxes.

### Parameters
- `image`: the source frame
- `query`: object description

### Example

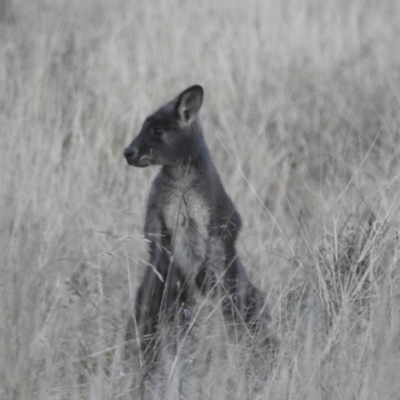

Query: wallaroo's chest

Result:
[162,181,210,237]
[147,169,212,271]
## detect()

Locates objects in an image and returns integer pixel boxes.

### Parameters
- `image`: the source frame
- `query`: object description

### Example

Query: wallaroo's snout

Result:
[123,137,151,167]
[123,145,142,167]
[123,146,136,160]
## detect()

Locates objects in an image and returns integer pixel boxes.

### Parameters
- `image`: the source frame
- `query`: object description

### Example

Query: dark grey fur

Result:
[124,85,268,358]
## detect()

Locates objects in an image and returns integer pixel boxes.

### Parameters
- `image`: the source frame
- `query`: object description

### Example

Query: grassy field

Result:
[1,0,400,398]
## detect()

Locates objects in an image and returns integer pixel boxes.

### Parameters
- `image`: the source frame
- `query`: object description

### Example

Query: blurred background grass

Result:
[1,0,400,398]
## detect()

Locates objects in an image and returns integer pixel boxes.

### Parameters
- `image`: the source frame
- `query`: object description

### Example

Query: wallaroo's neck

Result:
[162,135,213,182]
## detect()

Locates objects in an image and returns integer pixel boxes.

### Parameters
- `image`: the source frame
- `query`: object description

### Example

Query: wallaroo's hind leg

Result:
[222,256,270,340]
[195,254,270,343]
[124,265,165,361]
[242,280,271,346]
[125,262,193,361]
[195,260,217,296]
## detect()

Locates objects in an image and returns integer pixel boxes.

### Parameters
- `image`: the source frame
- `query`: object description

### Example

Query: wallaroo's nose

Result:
[124,147,136,159]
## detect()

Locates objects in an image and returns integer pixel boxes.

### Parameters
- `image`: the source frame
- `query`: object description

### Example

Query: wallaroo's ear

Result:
[175,85,204,123]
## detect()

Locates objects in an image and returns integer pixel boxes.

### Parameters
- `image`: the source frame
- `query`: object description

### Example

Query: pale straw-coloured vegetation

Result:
[1,0,400,398]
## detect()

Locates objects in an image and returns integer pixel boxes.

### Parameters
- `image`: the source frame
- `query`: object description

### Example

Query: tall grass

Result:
[1,0,399,398]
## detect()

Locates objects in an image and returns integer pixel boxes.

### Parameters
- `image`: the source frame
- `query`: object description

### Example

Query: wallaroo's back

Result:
[124,85,269,360]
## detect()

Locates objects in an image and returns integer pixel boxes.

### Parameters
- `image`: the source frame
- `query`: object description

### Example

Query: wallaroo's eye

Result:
[153,127,163,135]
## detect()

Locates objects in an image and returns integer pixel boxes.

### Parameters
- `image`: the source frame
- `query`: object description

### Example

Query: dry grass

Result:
[1,0,400,398]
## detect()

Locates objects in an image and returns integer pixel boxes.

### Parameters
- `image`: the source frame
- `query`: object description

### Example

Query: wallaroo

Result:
[123,85,269,359]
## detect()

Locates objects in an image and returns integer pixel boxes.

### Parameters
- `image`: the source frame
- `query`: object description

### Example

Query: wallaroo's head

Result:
[124,85,204,167]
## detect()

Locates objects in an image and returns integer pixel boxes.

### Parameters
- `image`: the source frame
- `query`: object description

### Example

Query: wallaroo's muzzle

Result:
[123,146,151,167]
[123,146,138,165]
[124,146,136,160]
